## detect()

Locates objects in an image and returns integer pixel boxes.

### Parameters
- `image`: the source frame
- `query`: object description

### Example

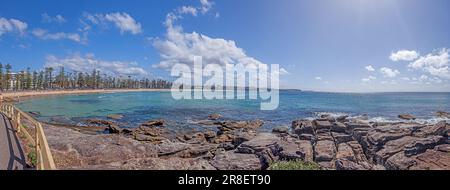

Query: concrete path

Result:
[0,113,26,170]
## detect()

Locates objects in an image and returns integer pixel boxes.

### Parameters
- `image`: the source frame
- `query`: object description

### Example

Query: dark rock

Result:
[212,134,234,144]
[436,111,450,118]
[203,130,216,139]
[336,115,349,122]
[313,120,333,131]
[28,111,41,117]
[413,121,447,137]
[232,130,257,146]
[210,151,262,170]
[272,126,289,134]
[331,122,347,133]
[398,114,416,120]
[218,142,235,150]
[298,134,314,141]
[345,122,372,131]
[138,126,163,137]
[332,132,354,144]
[292,120,314,135]
[141,119,165,127]
[108,124,122,134]
[208,113,222,120]
[278,139,304,161]
[217,120,264,131]
[404,135,445,156]
[121,128,134,134]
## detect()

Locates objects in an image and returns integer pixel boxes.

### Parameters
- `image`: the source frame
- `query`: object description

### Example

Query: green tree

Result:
[5,64,12,91]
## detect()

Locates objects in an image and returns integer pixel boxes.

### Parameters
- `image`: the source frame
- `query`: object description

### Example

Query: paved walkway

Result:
[0,113,26,170]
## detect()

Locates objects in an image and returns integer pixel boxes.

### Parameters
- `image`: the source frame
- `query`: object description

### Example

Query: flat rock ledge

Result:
[43,115,450,170]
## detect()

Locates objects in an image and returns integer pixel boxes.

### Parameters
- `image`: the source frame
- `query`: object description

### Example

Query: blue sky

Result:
[0,0,449,92]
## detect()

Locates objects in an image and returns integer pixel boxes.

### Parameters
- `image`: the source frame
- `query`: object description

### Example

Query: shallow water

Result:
[15,90,450,132]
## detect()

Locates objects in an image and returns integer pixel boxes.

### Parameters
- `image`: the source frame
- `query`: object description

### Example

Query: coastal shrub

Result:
[27,149,37,167]
[268,160,321,170]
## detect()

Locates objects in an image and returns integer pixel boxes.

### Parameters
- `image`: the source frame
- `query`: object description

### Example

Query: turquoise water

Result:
[15,91,450,132]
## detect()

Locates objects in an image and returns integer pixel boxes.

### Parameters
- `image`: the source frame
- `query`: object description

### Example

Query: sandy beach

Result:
[1,89,170,99]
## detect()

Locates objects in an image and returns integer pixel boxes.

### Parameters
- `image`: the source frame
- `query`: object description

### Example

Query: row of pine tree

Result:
[0,63,172,91]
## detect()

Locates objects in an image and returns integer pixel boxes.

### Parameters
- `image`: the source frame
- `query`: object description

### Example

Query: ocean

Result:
[15,90,450,132]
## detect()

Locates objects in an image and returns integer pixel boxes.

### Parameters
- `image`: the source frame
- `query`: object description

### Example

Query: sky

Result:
[0,0,450,92]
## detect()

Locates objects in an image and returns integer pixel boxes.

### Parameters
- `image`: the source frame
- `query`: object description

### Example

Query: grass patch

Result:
[268,160,321,170]
[27,149,37,167]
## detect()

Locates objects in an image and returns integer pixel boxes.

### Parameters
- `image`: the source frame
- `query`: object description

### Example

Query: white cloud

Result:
[408,48,449,78]
[82,12,142,35]
[179,6,198,16]
[44,53,148,77]
[365,65,375,71]
[419,75,428,81]
[0,17,27,36]
[32,28,85,43]
[401,77,410,81]
[315,77,322,80]
[200,0,213,14]
[380,67,400,78]
[42,13,66,23]
[390,50,419,62]
[362,76,376,82]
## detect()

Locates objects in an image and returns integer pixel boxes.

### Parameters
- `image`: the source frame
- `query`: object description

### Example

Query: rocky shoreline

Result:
[42,112,450,170]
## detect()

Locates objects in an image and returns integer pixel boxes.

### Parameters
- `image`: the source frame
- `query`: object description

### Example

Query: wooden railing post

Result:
[16,111,21,133]
[0,103,56,170]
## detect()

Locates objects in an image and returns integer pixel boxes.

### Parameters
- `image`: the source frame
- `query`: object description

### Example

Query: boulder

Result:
[298,134,314,141]
[314,140,336,162]
[210,151,262,170]
[278,139,304,161]
[203,130,216,139]
[217,120,264,131]
[208,113,222,120]
[141,119,165,127]
[232,130,257,146]
[332,132,354,144]
[272,126,289,134]
[292,120,314,135]
[413,121,447,137]
[436,111,450,118]
[398,114,416,120]
[384,152,417,170]
[404,135,445,156]
[331,122,347,133]
[237,133,281,154]
[107,124,122,134]
[313,120,333,132]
